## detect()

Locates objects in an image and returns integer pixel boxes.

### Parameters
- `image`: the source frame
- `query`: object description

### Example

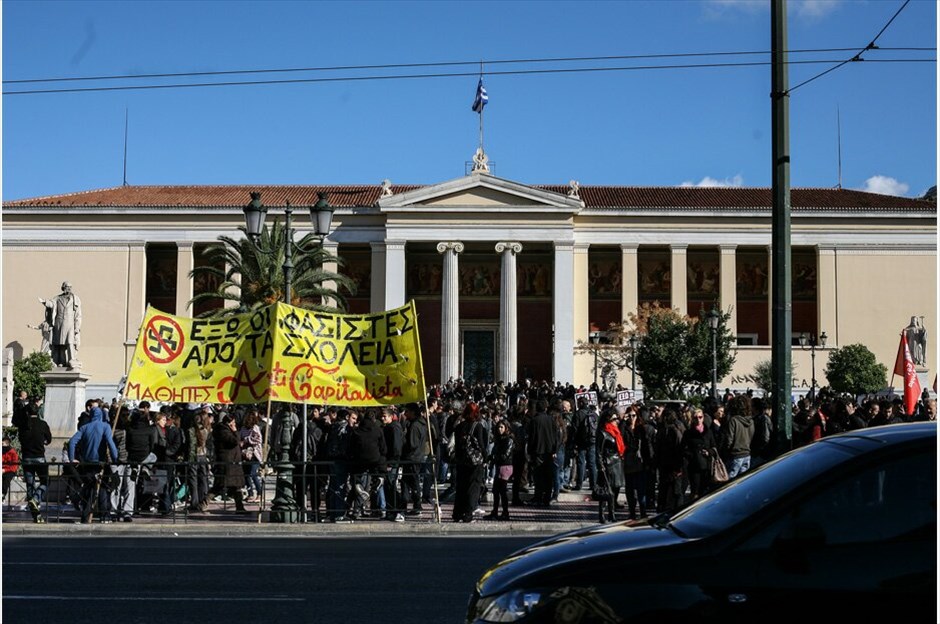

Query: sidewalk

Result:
[2,490,620,537]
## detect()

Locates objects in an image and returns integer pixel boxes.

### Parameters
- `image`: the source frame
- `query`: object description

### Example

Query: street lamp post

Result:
[799,330,827,402]
[707,309,720,400]
[589,331,601,387]
[628,333,639,392]
[242,190,334,523]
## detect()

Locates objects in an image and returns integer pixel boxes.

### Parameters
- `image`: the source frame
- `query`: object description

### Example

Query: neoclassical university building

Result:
[3,168,936,400]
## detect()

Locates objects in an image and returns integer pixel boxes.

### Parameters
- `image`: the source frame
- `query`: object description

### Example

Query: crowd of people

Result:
[1,380,935,525]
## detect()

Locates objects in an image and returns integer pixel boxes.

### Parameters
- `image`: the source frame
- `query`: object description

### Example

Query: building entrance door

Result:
[461,328,496,384]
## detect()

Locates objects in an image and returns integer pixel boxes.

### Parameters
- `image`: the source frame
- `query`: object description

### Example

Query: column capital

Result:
[816,244,837,255]
[385,240,406,252]
[719,244,738,253]
[370,241,386,251]
[176,241,195,249]
[322,240,339,252]
[436,241,465,254]
[573,243,591,254]
[670,244,689,252]
[620,243,639,253]
[495,241,523,254]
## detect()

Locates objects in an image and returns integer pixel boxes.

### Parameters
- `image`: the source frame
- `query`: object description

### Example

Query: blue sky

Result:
[2,0,936,200]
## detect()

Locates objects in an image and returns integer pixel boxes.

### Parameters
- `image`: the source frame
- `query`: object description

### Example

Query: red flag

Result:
[894,333,922,417]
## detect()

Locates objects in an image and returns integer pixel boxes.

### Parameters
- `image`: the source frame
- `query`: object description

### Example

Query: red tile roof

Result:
[3,184,935,212]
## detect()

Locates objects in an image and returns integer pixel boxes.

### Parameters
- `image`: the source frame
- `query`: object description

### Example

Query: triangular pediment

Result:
[377,173,583,212]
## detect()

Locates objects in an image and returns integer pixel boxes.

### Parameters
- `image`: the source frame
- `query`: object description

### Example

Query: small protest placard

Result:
[616,390,635,408]
[575,390,598,409]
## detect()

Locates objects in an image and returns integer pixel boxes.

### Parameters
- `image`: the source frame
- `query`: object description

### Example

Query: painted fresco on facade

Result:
[407,252,552,298]
[793,252,817,301]
[588,252,622,299]
[340,250,371,299]
[638,251,671,300]
[736,251,769,301]
[687,252,719,299]
[516,254,552,298]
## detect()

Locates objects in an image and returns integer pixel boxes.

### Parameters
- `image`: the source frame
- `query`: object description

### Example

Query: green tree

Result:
[824,343,888,394]
[581,302,735,400]
[188,222,356,316]
[13,351,53,398]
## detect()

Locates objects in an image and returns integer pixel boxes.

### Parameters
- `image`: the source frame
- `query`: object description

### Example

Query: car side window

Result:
[737,450,936,550]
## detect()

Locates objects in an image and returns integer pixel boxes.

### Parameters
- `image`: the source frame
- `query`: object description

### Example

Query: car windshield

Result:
[669,441,859,539]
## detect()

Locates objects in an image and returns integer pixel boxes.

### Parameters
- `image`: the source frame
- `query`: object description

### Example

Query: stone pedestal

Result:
[916,367,930,395]
[41,368,89,441]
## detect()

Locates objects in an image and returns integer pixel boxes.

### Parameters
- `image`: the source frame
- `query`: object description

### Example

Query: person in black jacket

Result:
[681,408,718,501]
[526,399,559,507]
[595,409,625,524]
[453,402,487,522]
[489,419,514,520]
[291,407,324,520]
[18,403,52,522]
[400,403,428,515]
[214,414,246,512]
[346,409,387,520]
[382,408,404,522]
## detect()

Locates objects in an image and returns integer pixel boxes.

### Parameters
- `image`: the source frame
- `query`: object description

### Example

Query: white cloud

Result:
[861,175,910,196]
[704,0,840,19]
[792,0,842,19]
[680,174,745,188]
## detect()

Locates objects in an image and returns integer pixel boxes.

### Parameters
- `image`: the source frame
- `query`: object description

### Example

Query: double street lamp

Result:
[707,309,720,400]
[242,190,335,523]
[799,331,827,402]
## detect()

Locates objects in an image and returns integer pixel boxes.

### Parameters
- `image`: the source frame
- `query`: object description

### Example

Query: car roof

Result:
[818,422,936,451]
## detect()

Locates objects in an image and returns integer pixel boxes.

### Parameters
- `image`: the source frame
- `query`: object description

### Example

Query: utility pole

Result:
[771,0,793,455]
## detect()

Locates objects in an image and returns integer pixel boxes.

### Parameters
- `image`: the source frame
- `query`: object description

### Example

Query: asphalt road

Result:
[3,536,538,623]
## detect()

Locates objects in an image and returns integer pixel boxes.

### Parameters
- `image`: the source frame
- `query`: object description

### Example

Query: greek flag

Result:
[471,78,488,113]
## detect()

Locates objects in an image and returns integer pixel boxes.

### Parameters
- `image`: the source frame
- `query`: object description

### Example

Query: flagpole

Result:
[478,61,484,152]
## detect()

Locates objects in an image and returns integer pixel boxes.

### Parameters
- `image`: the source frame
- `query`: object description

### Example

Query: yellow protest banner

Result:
[125,301,426,406]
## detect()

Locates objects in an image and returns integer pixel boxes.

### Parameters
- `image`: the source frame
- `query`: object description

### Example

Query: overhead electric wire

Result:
[3,46,933,85]
[3,57,933,96]
[785,0,912,95]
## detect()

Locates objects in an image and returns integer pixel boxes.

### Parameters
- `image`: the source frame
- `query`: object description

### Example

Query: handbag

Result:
[710,456,729,484]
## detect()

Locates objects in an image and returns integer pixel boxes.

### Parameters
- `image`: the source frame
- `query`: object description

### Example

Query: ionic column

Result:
[554,241,575,384]
[620,244,639,324]
[175,241,194,316]
[370,242,387,313]
[496,242,522,383]
[437,242,465,383]
[384,240,406,310]
[670,244,688,315]
[719,245,738,337]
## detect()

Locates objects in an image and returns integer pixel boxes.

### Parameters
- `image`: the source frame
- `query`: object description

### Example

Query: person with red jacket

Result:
[2,436,21,505]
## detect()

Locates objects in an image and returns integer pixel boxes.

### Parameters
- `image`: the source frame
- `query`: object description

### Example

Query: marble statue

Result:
[39,281,82,369]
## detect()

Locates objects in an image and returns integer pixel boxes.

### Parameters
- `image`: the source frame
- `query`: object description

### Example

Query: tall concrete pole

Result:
[771,0,793,454]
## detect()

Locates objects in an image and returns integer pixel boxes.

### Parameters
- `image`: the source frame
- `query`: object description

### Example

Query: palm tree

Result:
[188,220,356,317]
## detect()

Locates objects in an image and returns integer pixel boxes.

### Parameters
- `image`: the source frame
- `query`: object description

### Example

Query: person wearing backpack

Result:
[572,403,598,492]
[452,401,487,523]
[400,403,428,516]
[326,410,354,521]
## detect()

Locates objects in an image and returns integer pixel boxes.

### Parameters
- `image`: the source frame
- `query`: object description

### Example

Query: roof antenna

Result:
[836,105,842,190]
[122,108,129,186]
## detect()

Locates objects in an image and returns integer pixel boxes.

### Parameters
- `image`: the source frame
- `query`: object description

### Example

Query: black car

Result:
[468,423,936,623]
